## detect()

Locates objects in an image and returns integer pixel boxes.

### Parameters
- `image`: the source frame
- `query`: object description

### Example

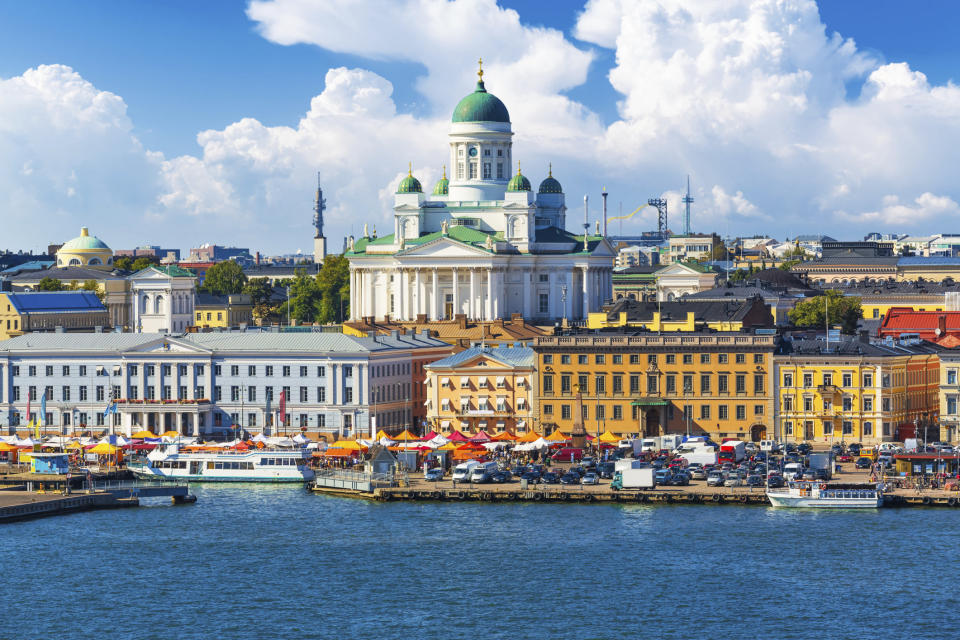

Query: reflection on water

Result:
[2,487,959,640]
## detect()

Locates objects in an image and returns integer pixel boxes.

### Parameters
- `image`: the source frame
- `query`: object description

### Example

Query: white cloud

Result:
[838,192,960,226]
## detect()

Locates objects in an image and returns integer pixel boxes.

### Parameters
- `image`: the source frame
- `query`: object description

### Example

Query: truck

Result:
[614,459,646,473]
[718,440,745,464]
[452,460,479,482]
[808,453,833,479]
[660,434,683,452]
[469,461,499,483]
[610,467,656,490]
[639,438,659,453]
[675,443,718,466]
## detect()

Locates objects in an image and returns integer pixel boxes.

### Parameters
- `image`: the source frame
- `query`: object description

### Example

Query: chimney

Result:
[255,251,261,266]
[417,313,427,323]
[390,329,400,339]
[456,313,467,329]
[511,312,525,327]
[939,314,948,337]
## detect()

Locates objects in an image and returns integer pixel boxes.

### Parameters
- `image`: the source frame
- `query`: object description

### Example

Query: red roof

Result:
[878,307,960,340]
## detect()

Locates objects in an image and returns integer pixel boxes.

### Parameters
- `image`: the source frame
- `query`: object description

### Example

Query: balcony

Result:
[818,384,841,394]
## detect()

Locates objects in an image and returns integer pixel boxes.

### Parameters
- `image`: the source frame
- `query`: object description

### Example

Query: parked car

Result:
[707,471,726,487]
[689,467,707,480]
[723,474,743,487]
[655,468,673,484]
[746,474,764,487]
[560,473,580,485]
[581,457,597,471]
[491,470,513,483]
[598,462,615,479]
[848,443,862,456]
[581,472,599,485]
[766,474,785,488]
[797,443,812,455]
[424,468,444,481]
[569,466,586,477]
[670,472,690,486]
[520,471,541,484]
[813,468,830,481]
[855,457,873,469]
[542,472,561,484]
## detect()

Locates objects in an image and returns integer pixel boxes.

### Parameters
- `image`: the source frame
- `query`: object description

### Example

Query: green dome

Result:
[397,167,422,194]
[452,81,510,123]
[432,167,449,195]
[538,164,562,194]
[507,168,531,192]
[61,227,110,251]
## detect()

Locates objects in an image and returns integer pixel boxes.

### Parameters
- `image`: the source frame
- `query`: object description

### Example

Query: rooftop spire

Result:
[442,165,447,179]
[477,57,483,81]
[548,162,552,178]
[408,161,412,177]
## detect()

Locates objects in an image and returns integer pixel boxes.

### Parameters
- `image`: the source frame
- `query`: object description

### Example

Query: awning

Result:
[517,420,526,428]
[478,376,487,386]
[423,399,431,406]
[630,397,669,406]
[440,420,451,429]
[477,421,487,428]
[496,421,505,427]
[517,398,526,407]
[440,377,450,386]
[516,377,526,386]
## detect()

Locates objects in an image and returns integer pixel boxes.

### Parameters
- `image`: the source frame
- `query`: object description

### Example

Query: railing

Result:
[313,468,395,492]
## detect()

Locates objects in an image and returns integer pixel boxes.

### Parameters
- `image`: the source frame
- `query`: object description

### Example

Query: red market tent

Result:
[446,430,470,442]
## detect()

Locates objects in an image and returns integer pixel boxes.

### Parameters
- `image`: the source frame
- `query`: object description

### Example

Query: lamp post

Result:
[97,365,115,437]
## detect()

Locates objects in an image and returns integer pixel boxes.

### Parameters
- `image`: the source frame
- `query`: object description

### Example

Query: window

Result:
[62,386,70,401]
[665,375,675,394]
[754,354,764,364]
[596,405,605,420]
[754,405,764,415]
[578,355,588,365]
[248,387,256,402]
[146,386,155,400]
[718,405,728,420]
[613,354,622,365]
[162,364,171,376]
[700,405,711,420]
[842,421,853,435]
[683,375,693,393]
[700,374,711,394]
[214,365,221,376]
[561,355,571,365]
[718,375,728,394]
[283,366,291,377]
[497,163,504,179]
[265,366,274,377]
[582,406,589,420]
[561,375,571,394]
[162,385,171,400]
[80,386,89,401]
[317,366,326,377]
[629,375,640,394]
[178,385,187,400]
[783,373,793,387]
[594,375,605,395]
[62,366,70,376]
[718,354,728,365]
[682,405,692,420]
[483,162,491,179]
[823,421,834,435]
[783,396,793,411]
[215,386,222,401]
[317,387,327,403]
[561,405,571,420]
[343,388,353,404]
[613,405,623,420]
[542,375,554,394]
[45,366,53,376]
[299,366,308,377]
[736,375,746,394]
[735,405,746,420]
[882,374,890,387]
[823,373,833,387]
[543,355,553,365]
[646,375,657,394]
[863,373,873,387]
[630,354,640,365]
[682,354,692,365]
[863,396,874,411]
[665,355,675,364]
[28,366,36,377]
[612,375,623,394]
[864,421,873,436]
[344,365,353,378]
[578,375,588,392]
[785,421,793,436]
[803,373,813,388]
[754,374,764,395]
[538,294,548,314]
[700,354,710,364]
[231,386,240,401]
[842,372,852,387]
[803,397,813,411]
[735,354,745,364]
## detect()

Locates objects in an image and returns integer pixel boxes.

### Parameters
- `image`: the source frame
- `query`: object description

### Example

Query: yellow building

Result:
[937,348,960,443]
[0,291,110,340]
[587,298,773,332]
[55,227,114,269]
[194,293,254,328]
[533,332,777,441]
[424,345,535,434]
[775,335,940,444]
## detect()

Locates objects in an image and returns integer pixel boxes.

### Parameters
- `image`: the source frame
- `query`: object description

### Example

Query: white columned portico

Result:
[469,268,476,318]
[485,268,492,321]
[414,268,422,316]
[431,268,439,321]
[452,268,459,318]
[581,266,589,319]
[522,268,532,319]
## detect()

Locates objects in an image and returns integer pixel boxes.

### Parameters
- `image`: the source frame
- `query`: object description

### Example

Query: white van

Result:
[469,461,498,483]
[452,460,479,482]
[759,440,779,453]
[640,438,659,453]
[783,462,804,479]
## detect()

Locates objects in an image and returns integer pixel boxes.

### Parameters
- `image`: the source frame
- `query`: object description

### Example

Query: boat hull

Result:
[132,468,312,483]
[767,494,882,508]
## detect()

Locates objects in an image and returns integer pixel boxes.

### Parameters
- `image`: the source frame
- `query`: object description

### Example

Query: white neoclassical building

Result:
[129,266,197,333]
[346,64,615,324]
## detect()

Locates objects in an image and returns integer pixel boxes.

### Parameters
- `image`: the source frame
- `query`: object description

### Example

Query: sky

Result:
[2,0,960,255]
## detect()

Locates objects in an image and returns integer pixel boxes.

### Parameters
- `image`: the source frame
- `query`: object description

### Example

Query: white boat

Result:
[766,481,882,508]
[133,445,315,483]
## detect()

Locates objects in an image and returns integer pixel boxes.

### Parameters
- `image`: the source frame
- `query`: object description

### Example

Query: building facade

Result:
[424,345,535,435]
[533,332,777,441]
[774,335,940,444]
[130,266,197,334]
[346,65,615,324]
[938,349,960,443]
[194,293,254,329]
[0,292,110,340]
[0,331,452,438]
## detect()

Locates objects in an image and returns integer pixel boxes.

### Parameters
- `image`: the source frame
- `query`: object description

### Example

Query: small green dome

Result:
[397,165,422,194]
[507,167,531,192]
[432,166,449,195]
[538,164,562,194]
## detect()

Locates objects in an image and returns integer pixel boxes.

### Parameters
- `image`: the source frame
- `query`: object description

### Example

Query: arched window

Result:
[106,257,113,265]
[88,257,102,266]
[155,295,164,315]
[141,295,149,314]
[57,258,63,266]
[69,258,81,266]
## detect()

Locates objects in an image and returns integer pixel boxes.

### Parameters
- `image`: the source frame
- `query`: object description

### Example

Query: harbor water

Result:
[3,485,959,639]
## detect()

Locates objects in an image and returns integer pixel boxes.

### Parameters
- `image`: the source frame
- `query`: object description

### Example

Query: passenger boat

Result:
[133,445,315,483]
[766,481,883,508]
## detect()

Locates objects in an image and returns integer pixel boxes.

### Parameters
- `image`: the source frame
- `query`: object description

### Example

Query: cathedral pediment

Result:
[397,236,492,258]
[122,337,211,355]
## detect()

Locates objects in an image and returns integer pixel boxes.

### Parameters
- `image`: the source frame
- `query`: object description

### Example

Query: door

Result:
[190,461,202,475]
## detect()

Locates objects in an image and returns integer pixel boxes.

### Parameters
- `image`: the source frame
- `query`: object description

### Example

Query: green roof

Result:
[397,173,422,194]
[452,81,510,123]
[60,228,110,251]
[154,265,196,277]
[507,170,531,192]
[432,176,449,195]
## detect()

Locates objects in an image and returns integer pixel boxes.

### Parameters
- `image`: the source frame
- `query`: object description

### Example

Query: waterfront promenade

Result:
[0,489,138,522]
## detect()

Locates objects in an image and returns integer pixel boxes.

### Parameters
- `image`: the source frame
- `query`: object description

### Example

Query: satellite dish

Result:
[936,328,942,336]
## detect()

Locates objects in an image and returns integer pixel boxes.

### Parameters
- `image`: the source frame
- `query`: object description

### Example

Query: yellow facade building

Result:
[533,332,777,441]
[55,227,114,269]
[194,293,254,329]
[0,291,110,340]
[587,298,773,332]
[775,335,940,444]
[424,345,535,434]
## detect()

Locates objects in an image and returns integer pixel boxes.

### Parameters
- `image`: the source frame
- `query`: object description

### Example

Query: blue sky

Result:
[2,1,960,253]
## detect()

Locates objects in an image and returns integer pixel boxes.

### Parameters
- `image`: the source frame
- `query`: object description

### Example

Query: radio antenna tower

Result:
[682,174,694,235]
[312,172,327,264]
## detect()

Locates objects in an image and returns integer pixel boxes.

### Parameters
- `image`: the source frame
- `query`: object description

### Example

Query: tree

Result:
[788,289,862,334]
[315,254,350,323]
[37,277,63,291]
[710,243,730,261]
[282,268,321,323]
[242,278,275,307]
[202,260,247,295]
[131,256,158,272]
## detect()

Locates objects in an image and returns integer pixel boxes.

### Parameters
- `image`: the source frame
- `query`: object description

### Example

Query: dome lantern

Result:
[538,163,563,194]
[432,165,449,195]
[507,164,531,192]
[451,58,510,124]
[397,163,423,194]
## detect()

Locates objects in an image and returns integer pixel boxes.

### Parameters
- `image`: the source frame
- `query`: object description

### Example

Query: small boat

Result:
[766,481,882,508]
[132,445,315,483]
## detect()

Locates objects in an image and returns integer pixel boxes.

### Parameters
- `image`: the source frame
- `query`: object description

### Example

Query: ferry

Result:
[766,481,883,508]
[133,446,315,483]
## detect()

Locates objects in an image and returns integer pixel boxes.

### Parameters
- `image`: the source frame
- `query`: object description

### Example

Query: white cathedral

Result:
[346,63,615,323]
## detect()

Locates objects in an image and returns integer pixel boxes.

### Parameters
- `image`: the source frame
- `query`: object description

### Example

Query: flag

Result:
[40,391,46,426]
[279,390,287,426]
[26,396,31,425]
[265,394,272,427]
[103,402,117,418]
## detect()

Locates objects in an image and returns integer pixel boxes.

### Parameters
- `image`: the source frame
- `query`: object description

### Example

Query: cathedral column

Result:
[452,268,459,318]
[414,268,422,317]
[349,270,358,320]
[431,268,439,321]
[485,268,492,321]
[392,268,402,320]
[581,266,590,319]
[522,268,532,319]
[469,268,476,319]
[493,269,501,319]
[366,270,376,320]
[564,271,573,320]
